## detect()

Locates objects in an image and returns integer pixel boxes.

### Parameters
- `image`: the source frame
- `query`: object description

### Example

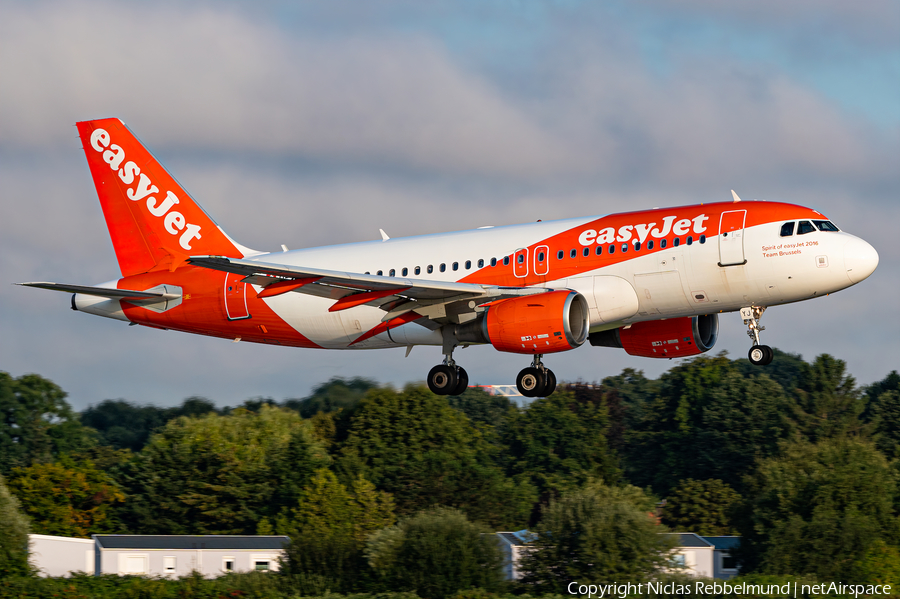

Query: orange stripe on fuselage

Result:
[459,201,826,286]
[117,267,321,348]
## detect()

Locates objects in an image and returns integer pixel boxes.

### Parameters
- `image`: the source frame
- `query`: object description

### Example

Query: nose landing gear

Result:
[516,354,557,398]
[741,306,773,366]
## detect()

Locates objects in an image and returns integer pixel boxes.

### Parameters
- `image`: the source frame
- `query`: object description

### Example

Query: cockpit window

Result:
[797,220,816,235]
[780,222,795,237]
[813,220,839,232]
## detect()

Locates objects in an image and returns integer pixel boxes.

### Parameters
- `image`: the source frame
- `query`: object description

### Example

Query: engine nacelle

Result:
[455,290,589,354]
[588,314,718,358]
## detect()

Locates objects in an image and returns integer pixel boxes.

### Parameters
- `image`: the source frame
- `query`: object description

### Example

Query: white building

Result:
[665,533,740,579]
[28,534,289,578]
[495,530,536,580]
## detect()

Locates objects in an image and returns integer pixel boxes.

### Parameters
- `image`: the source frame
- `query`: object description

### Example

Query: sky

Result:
[1,0,898,410]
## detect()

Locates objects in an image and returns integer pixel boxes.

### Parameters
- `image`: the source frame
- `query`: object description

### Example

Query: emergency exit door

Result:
[718,210,747,266]
[224,272,251,320]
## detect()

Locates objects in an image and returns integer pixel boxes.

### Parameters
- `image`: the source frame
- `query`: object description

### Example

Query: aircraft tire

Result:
[543,369,557,396]
[428,364,458,395]
[517,367,544,398]
[748,345,773,366]
[450,367,469,396]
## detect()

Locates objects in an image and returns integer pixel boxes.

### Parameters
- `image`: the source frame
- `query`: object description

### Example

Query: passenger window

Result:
[516,254,524,264]
[621,243,628,253]
[557,250,564,260]
[583,247,590,257]
[674,238,680,247]
[687,236,693,245]
[699,235,706,244]
[415,266,421,275]
[537,252,545,262]
[389,269,396,276]
[452,262,459,271]
[634,241,641,251]
[440,263,446,272]
[608,245,615,254]
[813,220,839,232]
[798,220,815,235]
[465,260,471,270]
[401,267,408,276]
[477,259,484,268]
[647,240,654,250]
[377,270,383,276]
[595,246,602,256]
[780,222,795,237]
[570,248,577,258]
[365,271,370,275]
[427,265,433,274]
[490,258,497,267]
[503,256,510,266]
[661,239,667,249]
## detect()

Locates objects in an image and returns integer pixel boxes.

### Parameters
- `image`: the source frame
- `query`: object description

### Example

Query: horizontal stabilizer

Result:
[17,282,180,301]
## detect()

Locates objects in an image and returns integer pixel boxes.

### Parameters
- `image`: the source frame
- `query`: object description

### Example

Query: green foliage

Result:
[503,389,618,503]
[790,354,869,442]
[284,377,379,418]
[366,507,505,598]
[7,456,124,537]
[661,478,741,536]
[599,367,659,430]
[735,347,808,393]
[0,475,30,578]
[337,385,535,528]
[736,438,900,580]
[79,396,218,452]
[280,469,395,592]
[865,371,900,460]
[446,387,516,428]
[118,405,329,534]
[518,482,674,593]
[0,372,96,475]
[625,354,796,494]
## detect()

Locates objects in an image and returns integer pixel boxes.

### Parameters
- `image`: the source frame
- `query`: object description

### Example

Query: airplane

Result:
[19,118,880,398]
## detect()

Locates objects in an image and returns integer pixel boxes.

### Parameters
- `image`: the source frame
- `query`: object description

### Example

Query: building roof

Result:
[702,536,741,551]
[93,535,290,550]
[496,530,537,546]
[666,533,714,548]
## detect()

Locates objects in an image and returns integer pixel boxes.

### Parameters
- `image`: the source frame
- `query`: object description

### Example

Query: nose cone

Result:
[843,237,879,284]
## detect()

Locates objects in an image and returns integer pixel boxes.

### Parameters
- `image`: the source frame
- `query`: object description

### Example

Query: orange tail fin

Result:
[76,118,248,277]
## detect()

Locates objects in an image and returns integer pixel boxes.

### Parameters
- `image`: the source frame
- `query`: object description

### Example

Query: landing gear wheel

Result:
[543,369,557,396]
[517,367,545,398]
[748,345,773,366]
[450,367,469,396]
[428,364,458,395]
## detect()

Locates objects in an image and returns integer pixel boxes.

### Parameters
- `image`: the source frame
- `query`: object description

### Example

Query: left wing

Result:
[187,255,546,323]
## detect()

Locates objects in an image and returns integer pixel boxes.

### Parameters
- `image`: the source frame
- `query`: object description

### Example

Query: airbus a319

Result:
[19,118,879,397]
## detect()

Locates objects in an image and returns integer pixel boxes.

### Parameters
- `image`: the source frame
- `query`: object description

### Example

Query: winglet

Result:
[731,190,742,203]
[379,229,390,241]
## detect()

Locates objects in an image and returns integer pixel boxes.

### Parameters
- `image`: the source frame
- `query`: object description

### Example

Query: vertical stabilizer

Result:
[76,118,247,277]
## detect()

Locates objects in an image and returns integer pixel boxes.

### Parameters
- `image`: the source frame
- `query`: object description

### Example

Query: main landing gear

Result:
[427,355,469,396]
[741,306,773,366]
[516,354,557,398]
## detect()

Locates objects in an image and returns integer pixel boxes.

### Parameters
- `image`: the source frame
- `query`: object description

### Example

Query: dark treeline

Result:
[1,350,899,598]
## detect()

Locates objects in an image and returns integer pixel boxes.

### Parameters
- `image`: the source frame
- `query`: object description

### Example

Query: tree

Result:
[661,478,741,536]
[624,354,796,495]
[118,406,329,534]
[864,371,900,459]
[736,438,900,581]
[366,507,505,598]
[446,387,516,428]
[0,372,96,474]
[283,377,378,418]
[280,469,394,593]
[6,457,124,537]
[0,474,30,578]
[518,482,674,592]
[790,354,869,442]
[503,388,618,504]
[736,347,807,393]
[336,385,535,528]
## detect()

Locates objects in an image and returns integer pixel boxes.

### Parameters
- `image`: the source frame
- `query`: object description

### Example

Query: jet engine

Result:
[454,290,590,354]
[588,314,718,358]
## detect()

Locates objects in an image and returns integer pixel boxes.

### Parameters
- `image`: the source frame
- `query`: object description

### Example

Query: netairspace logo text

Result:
[567,580,893,598]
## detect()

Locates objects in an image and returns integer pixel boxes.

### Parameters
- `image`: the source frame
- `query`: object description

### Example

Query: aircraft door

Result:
[223,272,251,320]
[514,248,529,278]
[534,245,549,276]
[718,210,747,266]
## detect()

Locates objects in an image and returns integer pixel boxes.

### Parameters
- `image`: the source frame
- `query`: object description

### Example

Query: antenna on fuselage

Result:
[379,229,390,241]
[731,190,742,203]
